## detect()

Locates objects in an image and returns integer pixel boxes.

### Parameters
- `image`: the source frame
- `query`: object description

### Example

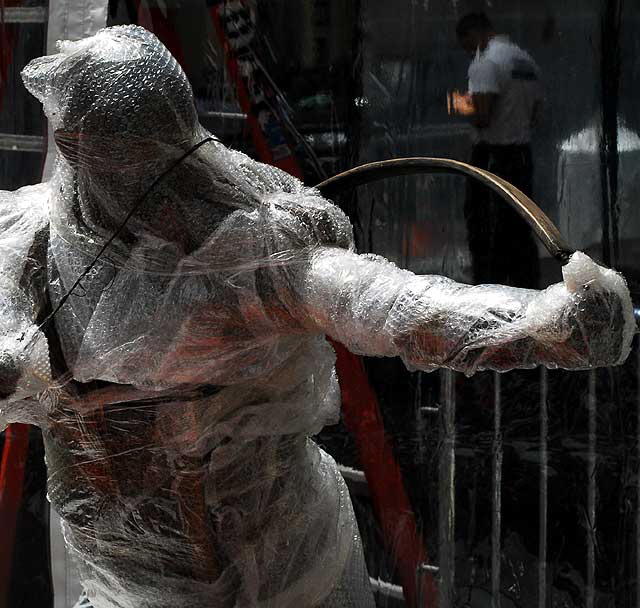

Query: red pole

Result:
[133,0,188,69]
[0,4,35,605]
[209,2,304,177]
[0,424,30,608]
[332,341,437,607]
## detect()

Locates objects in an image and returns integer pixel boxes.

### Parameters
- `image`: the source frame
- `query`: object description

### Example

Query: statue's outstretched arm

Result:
[297,246,635,375]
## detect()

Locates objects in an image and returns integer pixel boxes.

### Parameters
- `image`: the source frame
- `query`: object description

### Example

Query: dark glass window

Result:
[3,1,640,605]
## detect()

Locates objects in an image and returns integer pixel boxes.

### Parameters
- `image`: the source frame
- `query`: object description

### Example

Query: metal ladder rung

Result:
[198,111,247,120]
[369,577,405,602]
[0,7,48,24]
[337,464,366,484]
[0,133,45,153]
[337,464,370,497]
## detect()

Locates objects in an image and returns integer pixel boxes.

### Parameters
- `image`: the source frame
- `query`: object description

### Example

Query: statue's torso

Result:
[29,154,358,606]
[43,363,352,608]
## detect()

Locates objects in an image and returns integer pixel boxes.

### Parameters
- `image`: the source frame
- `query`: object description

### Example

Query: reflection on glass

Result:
[558,121,640,280]
[452,12,543,289]
[1,2,639,607]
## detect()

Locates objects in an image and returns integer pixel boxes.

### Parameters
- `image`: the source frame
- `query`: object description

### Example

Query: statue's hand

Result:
[389,252,635,375]
[524,251,635,369]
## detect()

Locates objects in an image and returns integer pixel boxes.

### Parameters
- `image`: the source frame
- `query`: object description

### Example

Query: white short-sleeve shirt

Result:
[468,35,542,145]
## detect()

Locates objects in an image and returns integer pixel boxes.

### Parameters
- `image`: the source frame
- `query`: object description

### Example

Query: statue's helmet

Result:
[22,25,199,162]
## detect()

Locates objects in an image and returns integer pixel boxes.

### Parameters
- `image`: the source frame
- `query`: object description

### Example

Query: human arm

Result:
[296,247,635,376]
[470,92,496,128]
[462,53,501,129]
[449,90,496,128]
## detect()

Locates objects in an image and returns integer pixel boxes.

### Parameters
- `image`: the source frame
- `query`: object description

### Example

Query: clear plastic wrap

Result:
[302,248,635,375]
[0,25,634,608]
[0,184,51,422]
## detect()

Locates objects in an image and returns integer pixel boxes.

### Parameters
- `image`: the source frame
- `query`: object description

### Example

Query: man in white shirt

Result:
[452,14,546,571]
[454,13,542,288]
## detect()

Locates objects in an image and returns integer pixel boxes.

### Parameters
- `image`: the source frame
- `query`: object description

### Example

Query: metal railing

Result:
[410,337,640,608]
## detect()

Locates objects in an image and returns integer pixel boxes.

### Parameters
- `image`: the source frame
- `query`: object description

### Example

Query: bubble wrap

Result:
[0,25,634,608]
[0,183,51,424]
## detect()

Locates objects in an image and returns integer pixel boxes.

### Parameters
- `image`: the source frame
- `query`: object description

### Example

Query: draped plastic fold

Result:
[0,25,634,608]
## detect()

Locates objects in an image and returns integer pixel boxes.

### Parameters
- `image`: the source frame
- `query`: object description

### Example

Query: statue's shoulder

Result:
[212,146,355,250]
[274,191,354,250]
[0,182,50,228]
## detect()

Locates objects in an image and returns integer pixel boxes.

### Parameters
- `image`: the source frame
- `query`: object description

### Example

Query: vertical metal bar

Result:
[491,372,503,608]
[636,341,640,608]
[0,6,48,22]
[439,369,456,608]
[586,370,597,608]
[538,367,549,608]
[416,564,439,608]
[416,566,424,608]
[416,372,427,467]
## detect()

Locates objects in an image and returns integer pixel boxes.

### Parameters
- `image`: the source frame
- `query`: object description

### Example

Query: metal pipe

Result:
[586,371,597,608]
[416,564,440,608]
[438,369,457,608]
[0,133,45,153]
[0,7,47,23]
[538,367,549,608]
[370,577,406,602]
[491,372,503,608]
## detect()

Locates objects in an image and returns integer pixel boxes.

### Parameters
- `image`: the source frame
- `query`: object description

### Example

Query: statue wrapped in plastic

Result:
[0,26,635,608]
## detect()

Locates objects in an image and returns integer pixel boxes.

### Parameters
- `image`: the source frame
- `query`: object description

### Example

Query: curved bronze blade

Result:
[316,157,575,264]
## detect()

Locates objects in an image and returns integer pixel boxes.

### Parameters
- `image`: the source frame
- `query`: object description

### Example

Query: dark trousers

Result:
[462,144,542,557]
[465,142,541,289]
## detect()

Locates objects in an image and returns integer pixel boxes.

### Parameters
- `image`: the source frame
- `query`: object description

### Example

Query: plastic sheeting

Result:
[0,25,635,608]
[0,184,51,404]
